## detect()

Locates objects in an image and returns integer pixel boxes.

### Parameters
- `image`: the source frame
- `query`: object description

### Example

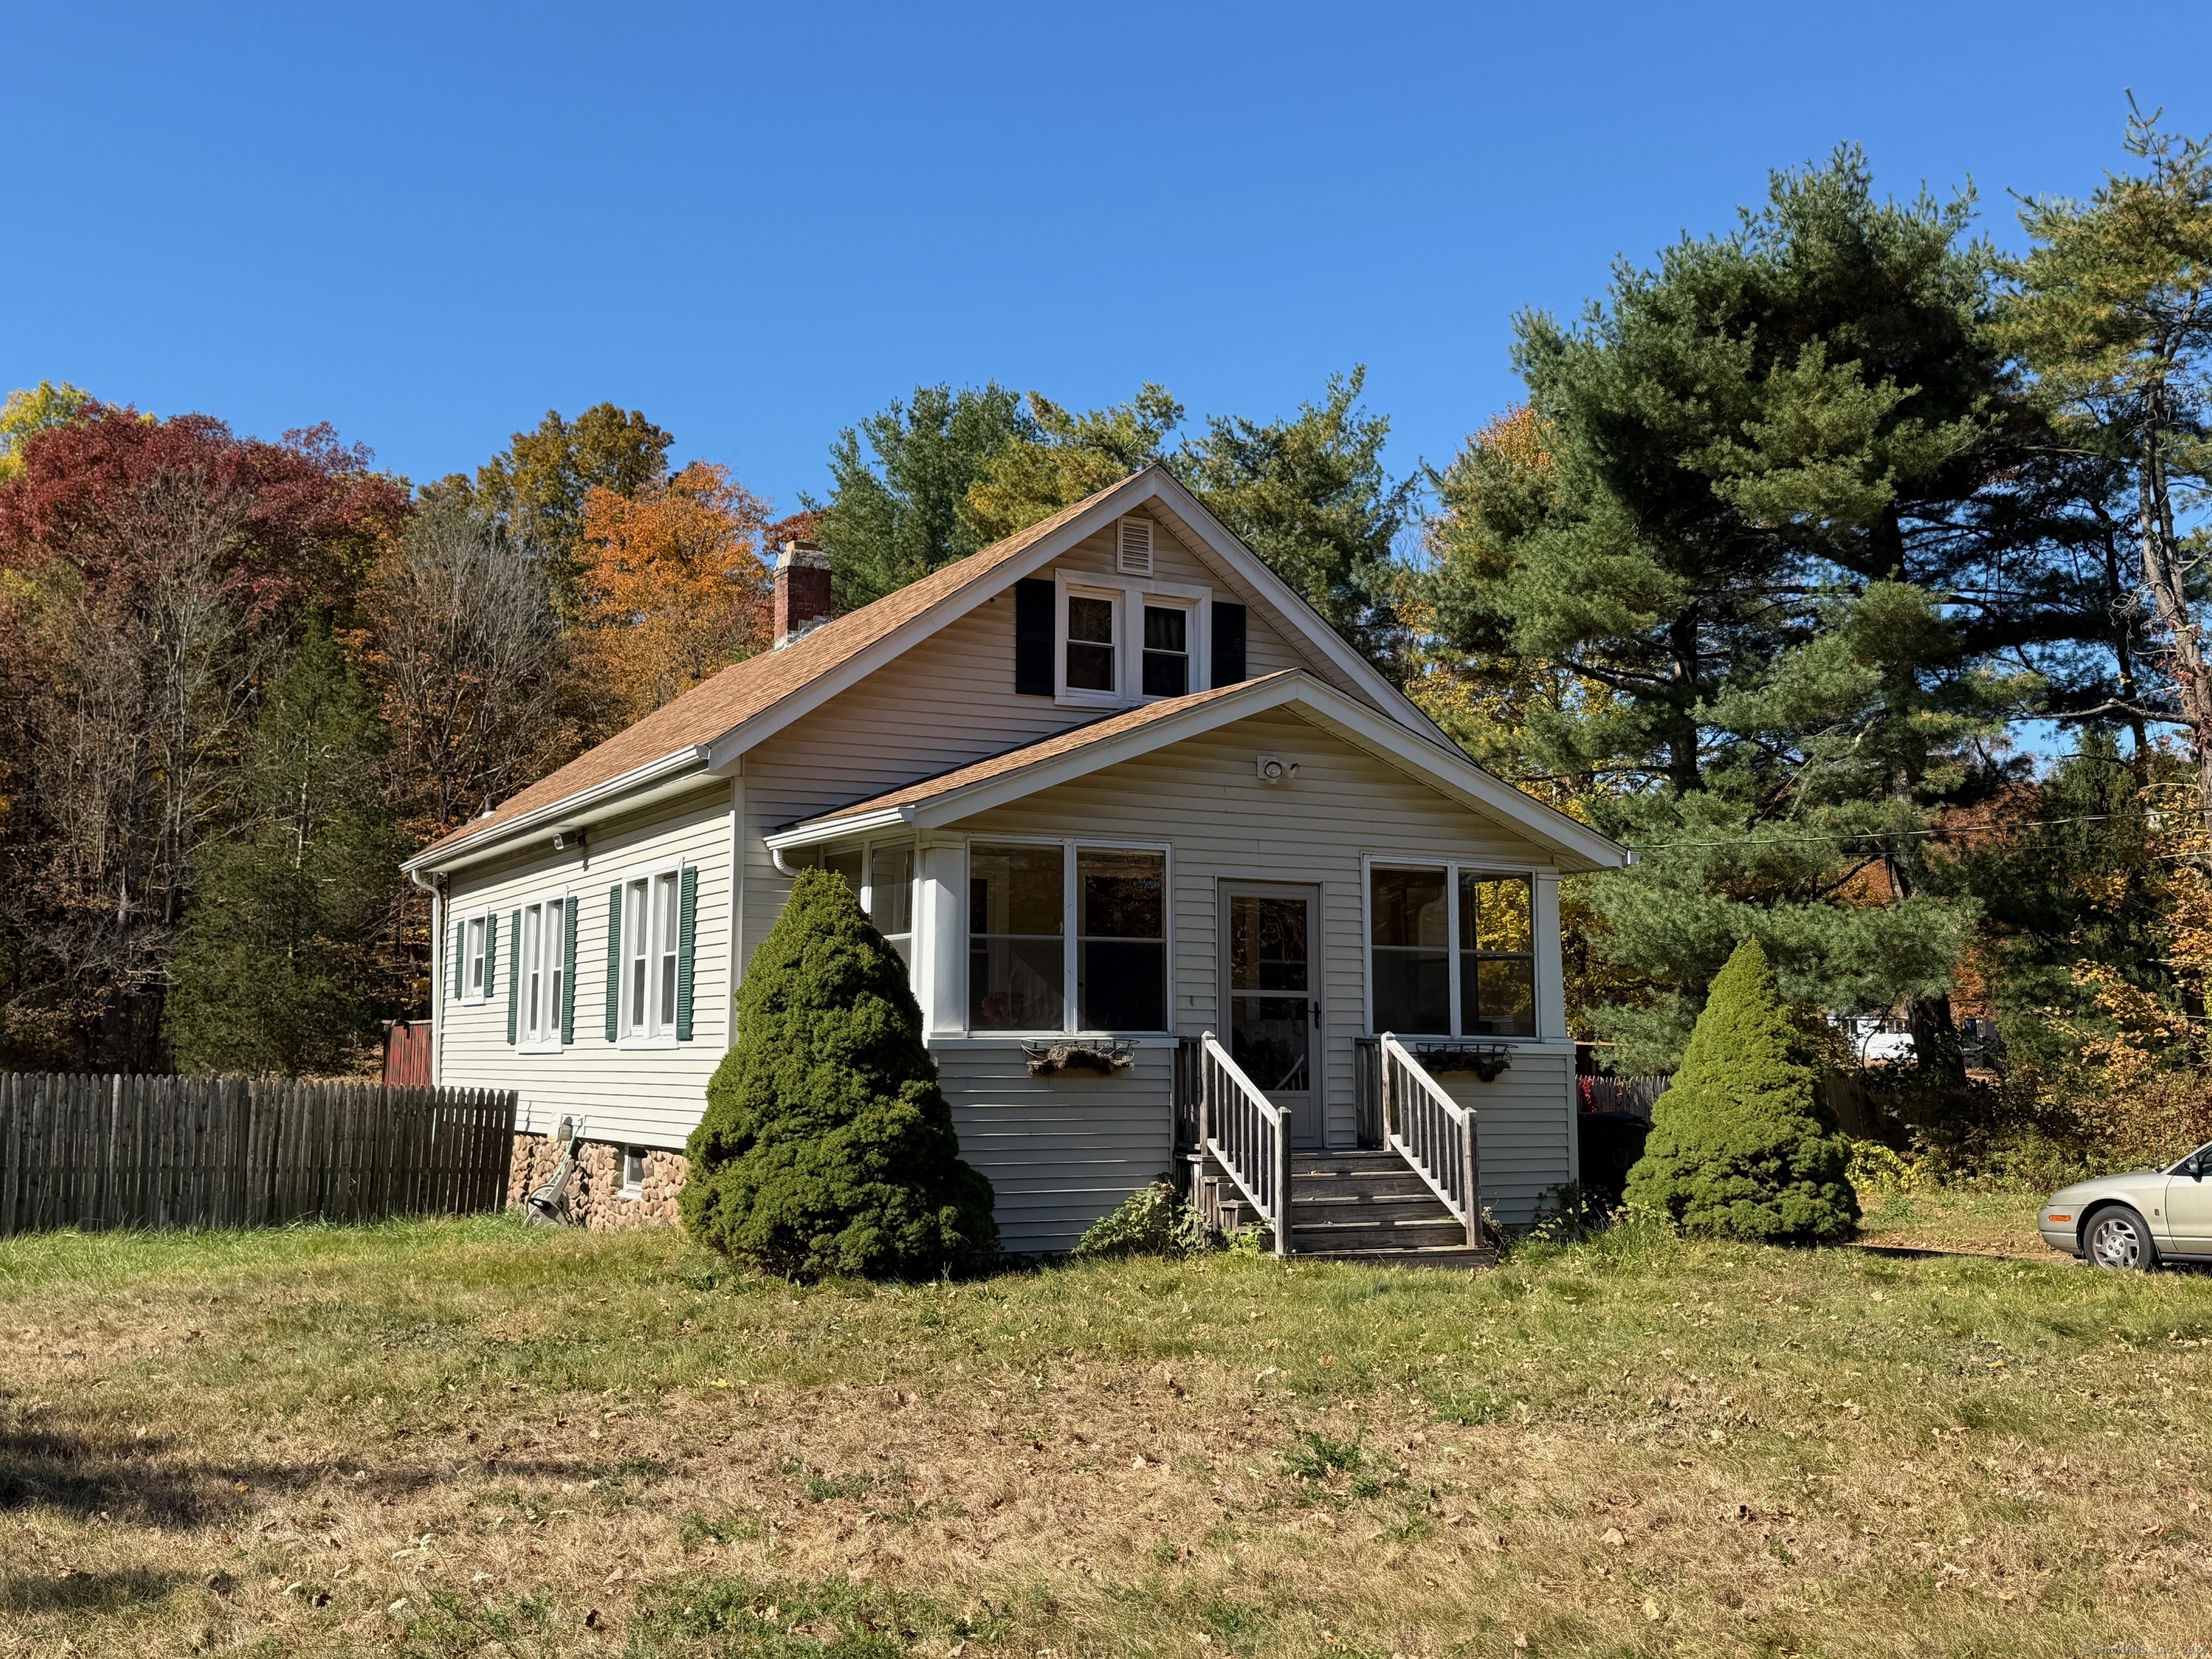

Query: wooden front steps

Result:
[1193,1149,1494,1269]
[1288,1149,1492,1267]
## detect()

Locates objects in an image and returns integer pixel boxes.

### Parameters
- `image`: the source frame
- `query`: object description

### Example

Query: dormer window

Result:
[1051,572,1211,707]
[1142,604,1189,696]
[1065,592,1117,692]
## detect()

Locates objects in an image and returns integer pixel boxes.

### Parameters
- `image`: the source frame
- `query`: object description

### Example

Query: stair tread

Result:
[1296,1246,1496,1269]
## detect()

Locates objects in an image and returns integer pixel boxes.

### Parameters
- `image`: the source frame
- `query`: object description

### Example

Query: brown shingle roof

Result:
[413,479,1135,864]
[782,672,1303,831]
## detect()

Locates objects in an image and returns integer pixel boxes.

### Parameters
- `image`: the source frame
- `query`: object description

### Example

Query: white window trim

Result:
[959,835,1175,1039]
[516,888,570,1054]
[1359,853,1544,1042]
[1052,571,1211,709]
[616,861,687,1049]
[620,1146,647,1197]
[461,909,491,1005]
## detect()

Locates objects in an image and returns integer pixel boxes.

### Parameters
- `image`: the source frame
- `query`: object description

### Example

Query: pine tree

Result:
[1178,367,1416,668]
[810,383,1032,610]
[1623,939,1859,1243]
[164,618,406,1074]
[1420,149,2075,1070]
[681,868,997,1278]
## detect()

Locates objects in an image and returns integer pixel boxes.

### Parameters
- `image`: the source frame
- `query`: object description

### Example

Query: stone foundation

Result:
[506,1132,689,1230]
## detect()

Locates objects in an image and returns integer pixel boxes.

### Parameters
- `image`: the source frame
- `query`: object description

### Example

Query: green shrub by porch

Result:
[1623,939,1858,1244]
[681,868,997,1278]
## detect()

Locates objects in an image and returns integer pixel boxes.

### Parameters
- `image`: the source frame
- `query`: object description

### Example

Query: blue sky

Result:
[9,2,2209,513]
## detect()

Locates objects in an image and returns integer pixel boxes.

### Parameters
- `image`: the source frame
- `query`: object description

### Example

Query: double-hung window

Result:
[1141,603,1190,696]
[517,894,566,1046]
[1053,573,1210,706]
[620,870,682,1038]
[1064,591,1118,696]
[968,841,1167,1034]
[1369,864,1536,1038]
[464,914,489,1001]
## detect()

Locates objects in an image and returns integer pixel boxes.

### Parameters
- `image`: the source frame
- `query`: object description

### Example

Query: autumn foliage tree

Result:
[0,402,407,1069]
[575,461,771,729]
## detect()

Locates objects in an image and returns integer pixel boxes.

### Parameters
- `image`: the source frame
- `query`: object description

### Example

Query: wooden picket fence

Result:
[0,1073,517,1236]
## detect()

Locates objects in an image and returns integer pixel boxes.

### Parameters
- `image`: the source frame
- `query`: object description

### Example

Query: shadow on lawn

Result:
[0,1567,185,1613]
[2,1420,654,1526]
[0,1424,322,1525]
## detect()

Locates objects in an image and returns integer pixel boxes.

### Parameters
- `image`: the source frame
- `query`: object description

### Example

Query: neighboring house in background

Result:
[401,468,1630,1257]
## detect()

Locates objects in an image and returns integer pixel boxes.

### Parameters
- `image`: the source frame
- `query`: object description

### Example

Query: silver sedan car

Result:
[2040,1142,2212,1269]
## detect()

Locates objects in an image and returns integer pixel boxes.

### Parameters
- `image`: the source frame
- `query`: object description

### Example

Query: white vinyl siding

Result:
[947,706,1572,1230]
[438,786,733,1150]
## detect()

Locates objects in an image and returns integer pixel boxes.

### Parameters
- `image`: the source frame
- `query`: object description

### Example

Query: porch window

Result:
[969,843,1065,1030]
[1369,864,1536,1038]
[1460,873,1534,1036]
[1369,867,1449,1034]
[869,843,915,967]
[822,848,863,894]
[1141,604,1190,697]
[1078,847,1166,1031]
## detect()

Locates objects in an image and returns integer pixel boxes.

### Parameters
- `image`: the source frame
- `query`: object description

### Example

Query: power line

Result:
[1627,809,2188,853]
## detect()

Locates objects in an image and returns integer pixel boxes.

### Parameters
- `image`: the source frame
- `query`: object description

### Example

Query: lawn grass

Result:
[1,1193,2206,1657]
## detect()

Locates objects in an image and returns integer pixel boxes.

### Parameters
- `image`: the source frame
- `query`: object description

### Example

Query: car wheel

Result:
[2085,1205,2156,1271]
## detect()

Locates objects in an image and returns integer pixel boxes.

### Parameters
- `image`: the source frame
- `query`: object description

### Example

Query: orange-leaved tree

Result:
[576,462,771,728]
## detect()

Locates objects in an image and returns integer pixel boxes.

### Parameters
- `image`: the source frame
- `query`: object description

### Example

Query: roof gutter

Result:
[401,747,713,877]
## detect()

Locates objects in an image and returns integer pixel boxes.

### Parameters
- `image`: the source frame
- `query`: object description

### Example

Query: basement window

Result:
[621,1147,646,1197]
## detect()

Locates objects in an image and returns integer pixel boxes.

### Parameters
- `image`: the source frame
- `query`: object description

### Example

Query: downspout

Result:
[409,866,445,1086]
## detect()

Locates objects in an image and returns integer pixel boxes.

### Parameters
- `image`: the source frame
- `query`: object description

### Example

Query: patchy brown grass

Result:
[1,1200,2207,1657]
[1854,1184,2053,1258]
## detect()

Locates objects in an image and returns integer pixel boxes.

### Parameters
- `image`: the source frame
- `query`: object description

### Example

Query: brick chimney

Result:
[773,538,832,648]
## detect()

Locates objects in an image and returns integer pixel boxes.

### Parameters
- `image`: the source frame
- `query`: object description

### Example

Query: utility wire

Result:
[1627,809,2191,853]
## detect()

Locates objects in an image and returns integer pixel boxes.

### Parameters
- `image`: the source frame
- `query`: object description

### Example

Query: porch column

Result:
[1533,871,1568,1042]
[917,839,965,1038]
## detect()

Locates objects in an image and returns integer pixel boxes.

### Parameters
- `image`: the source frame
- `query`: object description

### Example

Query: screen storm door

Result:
[1220,881,1323,1149]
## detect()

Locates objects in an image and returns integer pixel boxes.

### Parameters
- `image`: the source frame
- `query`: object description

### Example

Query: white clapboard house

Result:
[402,468,1630,1260]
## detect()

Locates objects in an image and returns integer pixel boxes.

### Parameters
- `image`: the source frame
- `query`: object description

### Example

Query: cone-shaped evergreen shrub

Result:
[681,868,998,1278]
[1623,939,1858,1243]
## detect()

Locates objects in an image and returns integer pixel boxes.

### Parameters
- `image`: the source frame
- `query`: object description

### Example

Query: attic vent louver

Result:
[1117,517,1154,577]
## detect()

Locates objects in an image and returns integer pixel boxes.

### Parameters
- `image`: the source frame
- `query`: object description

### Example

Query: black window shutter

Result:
[1211,603,1247,687]
[452,920,465,1000]
[1014,579,1054,696]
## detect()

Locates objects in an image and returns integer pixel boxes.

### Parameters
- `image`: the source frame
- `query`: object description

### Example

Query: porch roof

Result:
[765,670,1632,873]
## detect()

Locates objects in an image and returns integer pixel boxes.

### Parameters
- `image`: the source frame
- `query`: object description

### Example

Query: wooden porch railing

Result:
[1197,1031,1292,1259]
[1379,1032,1481,1248]
[1352,1036,1381,1148]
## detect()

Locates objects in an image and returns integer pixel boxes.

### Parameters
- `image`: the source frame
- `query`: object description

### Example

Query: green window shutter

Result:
[603,884,623,1041]
[505,911,521,1044]
[452,920,465,1000]
[675,866,699,1041]
[484,912,499,997]
[562,898,579,1043]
